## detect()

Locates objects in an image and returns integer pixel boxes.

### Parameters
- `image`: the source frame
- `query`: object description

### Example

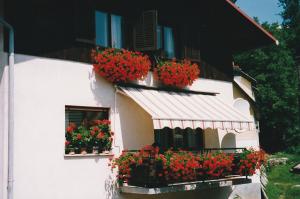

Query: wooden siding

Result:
[4,0,233,81]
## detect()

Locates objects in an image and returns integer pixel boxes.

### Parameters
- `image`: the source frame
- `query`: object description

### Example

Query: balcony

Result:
[112,146,266,194]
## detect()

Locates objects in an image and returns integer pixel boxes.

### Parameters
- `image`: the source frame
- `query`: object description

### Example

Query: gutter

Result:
[0,17,14,199]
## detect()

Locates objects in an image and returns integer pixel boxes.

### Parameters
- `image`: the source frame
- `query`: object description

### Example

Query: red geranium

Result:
[236,149,266,176]
[76,134,82,140]
[111,146,264,186]
[154,59,200,88]
[93,48,151,83]
[65,140,70,146]
[97,132,105,139]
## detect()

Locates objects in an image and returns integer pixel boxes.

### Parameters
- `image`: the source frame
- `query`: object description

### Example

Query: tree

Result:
[279,0,300,53]
[234,22,300,152]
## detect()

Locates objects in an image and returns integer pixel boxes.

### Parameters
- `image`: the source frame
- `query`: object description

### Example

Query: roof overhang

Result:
[101,0,278,52]
[224,0,279,52]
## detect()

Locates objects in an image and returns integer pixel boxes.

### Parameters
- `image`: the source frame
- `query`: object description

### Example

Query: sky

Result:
[236,0,283,24]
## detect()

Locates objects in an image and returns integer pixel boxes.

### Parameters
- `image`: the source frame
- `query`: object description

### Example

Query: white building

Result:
[0,0,277,199]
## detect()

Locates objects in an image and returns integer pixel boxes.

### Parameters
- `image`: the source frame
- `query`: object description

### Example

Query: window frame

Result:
[65,105,112,156]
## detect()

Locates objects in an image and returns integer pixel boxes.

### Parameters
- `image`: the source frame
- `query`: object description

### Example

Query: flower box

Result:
[111,146,266,187]
[92,48,151,83]
[65,120,114,155]
[154,59,200,89]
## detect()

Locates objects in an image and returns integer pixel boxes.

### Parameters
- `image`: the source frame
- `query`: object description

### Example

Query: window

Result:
[157,25,175,59]
[65,106,109,128]
[65,106,113,155]
[95,11,122,48]
[154,127,203,151]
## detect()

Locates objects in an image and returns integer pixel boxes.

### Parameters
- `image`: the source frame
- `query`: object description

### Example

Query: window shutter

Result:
[133,10,158,51]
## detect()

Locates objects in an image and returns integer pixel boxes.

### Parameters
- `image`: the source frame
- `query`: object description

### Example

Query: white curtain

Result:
[163,27,175,58]
[111,14,122,49]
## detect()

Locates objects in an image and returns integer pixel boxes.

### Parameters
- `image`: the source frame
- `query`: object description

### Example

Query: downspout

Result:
[0,17,14,199]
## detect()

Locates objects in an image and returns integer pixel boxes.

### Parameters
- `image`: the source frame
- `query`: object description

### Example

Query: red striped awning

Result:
[118,87,255,131]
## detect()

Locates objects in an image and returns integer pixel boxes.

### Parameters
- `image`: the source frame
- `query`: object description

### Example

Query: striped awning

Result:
[118,87,255,131]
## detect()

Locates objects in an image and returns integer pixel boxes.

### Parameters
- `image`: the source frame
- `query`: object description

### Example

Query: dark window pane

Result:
[157,25,162,49]
[65,106,109,128]
[164,26,175,58]
[195,128,204,150]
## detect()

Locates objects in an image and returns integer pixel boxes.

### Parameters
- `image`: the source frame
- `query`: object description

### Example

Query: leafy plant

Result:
[65,120,113,154]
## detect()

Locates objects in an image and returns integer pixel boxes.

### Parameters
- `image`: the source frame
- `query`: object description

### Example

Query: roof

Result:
[225,0,278,45]
[233,66,257,84]
[118,86,254,130]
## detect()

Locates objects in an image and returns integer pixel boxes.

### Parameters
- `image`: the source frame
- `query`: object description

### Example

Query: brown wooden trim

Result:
[65,105,110,112]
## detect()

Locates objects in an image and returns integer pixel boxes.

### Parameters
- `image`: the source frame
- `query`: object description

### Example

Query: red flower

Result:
[93,48,151,83]
[65,140,70,146]
[76,134,82,140]
[66,126,73,134]
[90,130,96,136]
[97,132,105,139]
[154,59,200,88]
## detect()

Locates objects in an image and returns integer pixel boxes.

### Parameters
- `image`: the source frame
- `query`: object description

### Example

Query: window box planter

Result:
[154,59,200,89]
[111,146,266,188]
[65,119,114,156]
[92,48,151,84]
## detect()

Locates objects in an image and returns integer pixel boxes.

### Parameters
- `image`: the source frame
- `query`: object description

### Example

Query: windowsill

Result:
[64,153,114,158]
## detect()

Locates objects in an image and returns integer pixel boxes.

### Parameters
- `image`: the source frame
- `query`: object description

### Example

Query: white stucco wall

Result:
[1,54,261,199]
[234,76,255,101]
[11,54,158,199]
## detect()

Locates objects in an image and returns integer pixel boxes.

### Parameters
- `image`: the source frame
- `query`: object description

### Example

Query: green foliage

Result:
[266,153,300,199]
[279,0,300,52]
[234,22,300,152]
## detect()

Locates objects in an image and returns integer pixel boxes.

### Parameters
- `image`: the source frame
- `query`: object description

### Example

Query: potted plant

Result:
[89,126,100,154]
[154,59,200,89]
[65,123,76,155]
[92,48,151,84]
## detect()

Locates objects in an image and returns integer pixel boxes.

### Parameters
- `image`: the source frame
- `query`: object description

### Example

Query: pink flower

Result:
[65,140,70,146]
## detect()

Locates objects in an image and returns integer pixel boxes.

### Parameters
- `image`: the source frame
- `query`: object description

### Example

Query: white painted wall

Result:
[10,54,165,199]
[3,54,261,199]
[138,73,235,105]
[234,76,255,100]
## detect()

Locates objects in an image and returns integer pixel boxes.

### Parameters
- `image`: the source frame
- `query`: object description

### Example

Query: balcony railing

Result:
[112,146,266,191]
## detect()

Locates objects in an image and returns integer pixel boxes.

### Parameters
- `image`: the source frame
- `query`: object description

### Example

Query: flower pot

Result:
[80,147,87,155]
[68,148,75,155]
[75,147,80,154]
[92,146,99,154]
[103,150,110,154]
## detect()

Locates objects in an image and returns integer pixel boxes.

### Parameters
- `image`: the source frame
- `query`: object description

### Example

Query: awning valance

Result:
[118,86,255,131]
